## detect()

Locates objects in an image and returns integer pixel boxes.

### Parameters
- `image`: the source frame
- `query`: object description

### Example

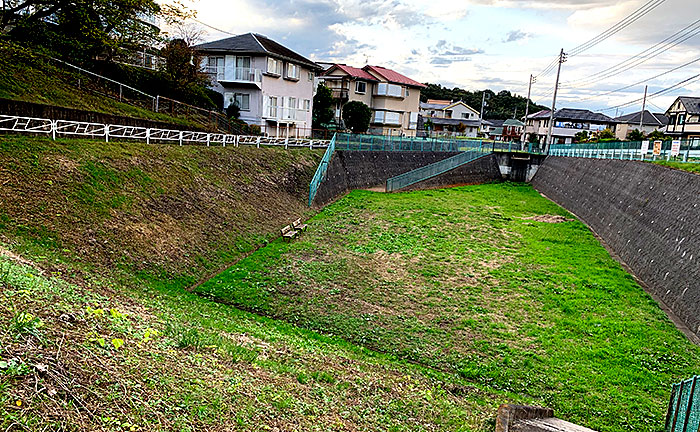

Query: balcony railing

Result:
[330,88,349,99]
[205,66,263,84]
[263,105,309,122]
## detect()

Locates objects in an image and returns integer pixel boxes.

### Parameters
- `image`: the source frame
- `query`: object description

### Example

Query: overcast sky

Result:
[182,0,700,114]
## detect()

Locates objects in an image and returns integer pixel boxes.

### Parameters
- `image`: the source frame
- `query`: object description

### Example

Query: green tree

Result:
[626,129,645,141]
[160,38,208,90]
[456,122,467,134]
[226,103,240,120]
[574,131,589,143]
[1,0,181,62]
[596,128,615,141]
[313,84,334,129]
[342,101,372,133]
[647,130,666,140]
[527,133,539,144]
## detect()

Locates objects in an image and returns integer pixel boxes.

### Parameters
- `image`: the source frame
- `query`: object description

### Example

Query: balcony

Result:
[205,66,263,86]
[263,105,309,122]
[329,87,349,100]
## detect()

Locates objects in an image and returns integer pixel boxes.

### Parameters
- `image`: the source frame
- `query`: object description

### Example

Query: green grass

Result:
[652,160,700,174]
[197,183,700,432]
[0,41,201,128]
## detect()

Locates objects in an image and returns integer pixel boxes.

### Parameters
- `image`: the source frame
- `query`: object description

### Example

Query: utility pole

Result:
[478,91,486,136]
[545,49,566,153]
[521,74,535,149]
[639,85,648,130]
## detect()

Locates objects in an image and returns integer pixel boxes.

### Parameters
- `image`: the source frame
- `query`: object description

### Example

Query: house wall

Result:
[666,99,700,138]
[261,60,315,134]
[614,123,662,140]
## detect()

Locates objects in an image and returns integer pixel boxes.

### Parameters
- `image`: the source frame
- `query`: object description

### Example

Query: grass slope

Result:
[652,160,700,174]
[0,42,199,128]
[0,136,321,282]
[0,137,520,431]
[197,184,700,432]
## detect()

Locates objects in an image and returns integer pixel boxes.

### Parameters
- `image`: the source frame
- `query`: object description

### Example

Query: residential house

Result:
[196,33,322,137]
[665,96,700,140]
[488,119,525,142]
[525,108,615,145]
[613,110,668,140]
[417,99,481,137]
[319,64,425,136]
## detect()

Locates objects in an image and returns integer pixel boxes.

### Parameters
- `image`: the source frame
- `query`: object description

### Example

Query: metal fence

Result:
[0,114,330,149]
[308,134,337,206]
[334,133,540,153]
[666,376,700,432]
[385,148,491,192]
[550,139,700,163]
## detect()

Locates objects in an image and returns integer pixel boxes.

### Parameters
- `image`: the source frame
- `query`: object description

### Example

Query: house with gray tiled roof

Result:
[319,64,425,136]
[196,33,322,137]
[524,108,615,144]
[665,96,700,139]
[613,110,668,140]
[417,100,481,137]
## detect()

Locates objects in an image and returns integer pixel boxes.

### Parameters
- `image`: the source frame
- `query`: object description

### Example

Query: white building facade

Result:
[196,33,322,137]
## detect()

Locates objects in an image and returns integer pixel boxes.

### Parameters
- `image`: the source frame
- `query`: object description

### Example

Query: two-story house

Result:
[196,33,322,137]
[319,64,424,136]
[418,99,481,137]
[613,110,668,140]
[665,96,700,140]
[525,108,615,144]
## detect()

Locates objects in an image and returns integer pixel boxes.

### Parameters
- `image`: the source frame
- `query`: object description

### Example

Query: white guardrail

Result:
[0,115,330,149]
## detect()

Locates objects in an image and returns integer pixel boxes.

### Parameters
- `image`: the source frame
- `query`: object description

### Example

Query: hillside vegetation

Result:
[0,42,200,128]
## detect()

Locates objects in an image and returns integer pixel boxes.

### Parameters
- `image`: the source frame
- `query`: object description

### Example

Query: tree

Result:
[574,131,590,143]
[342,101,372,133]
[226,103,240,120]
[1,0,185,62]
[527,133,539,144]
[160,38,208,89]
[627,129,645,141]
[647,130,666,140]
[312,84,334,129]
[596,128,615,141]
[456,122,467,134]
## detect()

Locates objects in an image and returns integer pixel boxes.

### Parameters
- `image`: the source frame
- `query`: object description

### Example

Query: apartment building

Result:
[665,96,700,139]
[613,110,668,140]
[319,64,425,136]
[525,108,615,144]
[196,33,322,137]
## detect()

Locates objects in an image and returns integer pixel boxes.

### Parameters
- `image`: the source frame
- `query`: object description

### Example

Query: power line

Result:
[573,57,700,102]
[568,0,667,57]
[191,18,236,36]
[597,73,700,111]
[564,19,700,88]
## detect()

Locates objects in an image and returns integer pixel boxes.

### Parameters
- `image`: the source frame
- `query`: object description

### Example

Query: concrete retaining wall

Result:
[313,150,461,205]
[532,157,700,339]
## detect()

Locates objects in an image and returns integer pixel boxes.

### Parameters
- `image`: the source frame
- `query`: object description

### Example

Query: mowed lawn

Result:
[196,183,700,432]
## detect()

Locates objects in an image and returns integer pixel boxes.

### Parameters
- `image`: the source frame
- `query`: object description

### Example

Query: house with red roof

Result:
[320,64,425,136]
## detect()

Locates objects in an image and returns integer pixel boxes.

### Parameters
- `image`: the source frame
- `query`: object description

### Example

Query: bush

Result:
[342,101,372,133]
[226,103,240,120]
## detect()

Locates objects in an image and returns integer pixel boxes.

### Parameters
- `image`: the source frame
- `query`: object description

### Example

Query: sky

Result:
[179,0,700,115]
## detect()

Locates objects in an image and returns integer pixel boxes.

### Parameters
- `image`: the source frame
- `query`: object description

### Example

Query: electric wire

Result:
[568,0,667,57]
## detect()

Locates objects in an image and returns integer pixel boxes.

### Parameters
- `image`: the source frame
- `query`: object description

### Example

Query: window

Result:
[669,115,677,126]
[267,58,282,75]
[445,110,453,119]
[234,93,250,111]
[308,71,314,81]
[376,83,402,97]
[287,97,297,119]
[409,112,418,130]
[373,110,401,125]
[235,56,251,69]
[461,112,470,119]
[355,81,367,94]
[303,99,311,111]
[207,56,224,80]
[406,89,410,97]
[286,63,300,80]
[268,96,278,117]
[678,114,686,125]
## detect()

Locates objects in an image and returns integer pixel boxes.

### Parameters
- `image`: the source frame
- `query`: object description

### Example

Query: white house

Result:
[525,108,615,145]
[613,110,668,140]
[419,100,481,137]
[196,33,322,137]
